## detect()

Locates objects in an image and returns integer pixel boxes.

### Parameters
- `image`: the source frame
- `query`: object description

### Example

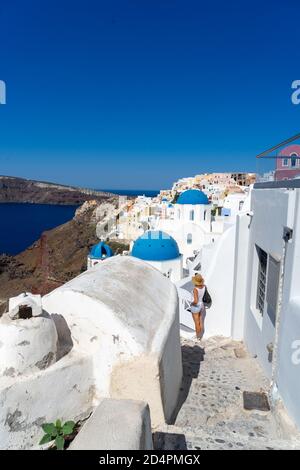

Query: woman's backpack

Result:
[203,286,212,308]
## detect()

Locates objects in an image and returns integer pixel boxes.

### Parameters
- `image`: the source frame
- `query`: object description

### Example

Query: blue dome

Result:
[176,189,209,205]
[89,242,114,260]
[132,230,180,261]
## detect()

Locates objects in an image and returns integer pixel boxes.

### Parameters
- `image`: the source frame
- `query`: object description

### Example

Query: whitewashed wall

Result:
[43,256,182,427]
[231,213,251,339]
[243,186,300,429]
[200,225,236,337]
[273,189,300,429]
[243,188,293,376]
[145,256,183,283]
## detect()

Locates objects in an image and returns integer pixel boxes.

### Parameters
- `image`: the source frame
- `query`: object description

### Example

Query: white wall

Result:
[231,214,251,339]
[243,188,293,377]
[200,225,236,337]
[223,193,247,218]
[275,190,300,429]
[0,352,95,449]
[243,186,300,429]
[43,256,183,428]
[145,256,183,283]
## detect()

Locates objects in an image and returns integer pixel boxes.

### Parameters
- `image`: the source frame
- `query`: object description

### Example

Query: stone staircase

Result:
[154,337,300,450]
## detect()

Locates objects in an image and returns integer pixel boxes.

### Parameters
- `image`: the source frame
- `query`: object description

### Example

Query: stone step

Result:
[154,424,300,450]
[168,336,300,450]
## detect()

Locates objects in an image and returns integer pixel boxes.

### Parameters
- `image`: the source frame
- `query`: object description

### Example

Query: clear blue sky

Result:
[0,0,299,189]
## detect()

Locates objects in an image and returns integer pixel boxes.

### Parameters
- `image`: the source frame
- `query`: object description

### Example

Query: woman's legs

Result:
[199,312,204,336]
[192,312,202,338]
[199,308,205,335]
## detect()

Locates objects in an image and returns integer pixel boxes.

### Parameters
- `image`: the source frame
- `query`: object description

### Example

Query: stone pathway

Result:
[154,336,300,450]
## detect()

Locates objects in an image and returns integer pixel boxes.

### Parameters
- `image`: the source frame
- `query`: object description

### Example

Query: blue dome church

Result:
[131,230,183,282]
[176,189,209,205]
[155,189,212,268]
[87,241,114,269]
[175,189,211,226]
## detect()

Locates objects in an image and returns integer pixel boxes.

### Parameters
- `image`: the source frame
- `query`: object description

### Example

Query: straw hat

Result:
[192,273,205,287]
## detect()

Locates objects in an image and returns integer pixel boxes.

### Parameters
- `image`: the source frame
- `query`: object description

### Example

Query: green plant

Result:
[39,419,75,450]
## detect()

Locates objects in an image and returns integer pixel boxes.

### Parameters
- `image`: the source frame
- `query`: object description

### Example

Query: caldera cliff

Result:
[0,175,113,205]
[0,200,129,313]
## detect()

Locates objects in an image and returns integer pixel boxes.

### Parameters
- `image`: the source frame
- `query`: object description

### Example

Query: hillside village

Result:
[1,147,300,450]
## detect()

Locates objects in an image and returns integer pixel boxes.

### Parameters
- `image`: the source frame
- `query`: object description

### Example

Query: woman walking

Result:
[190,273,206,340]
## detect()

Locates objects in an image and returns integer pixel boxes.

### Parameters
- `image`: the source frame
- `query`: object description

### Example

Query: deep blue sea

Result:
[0,203,78,255]
[0,190,158,255]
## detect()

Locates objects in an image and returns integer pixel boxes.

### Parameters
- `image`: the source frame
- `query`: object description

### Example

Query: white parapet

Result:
[0,309,57,377]
[43,256,183,428]
[69,398,153,450]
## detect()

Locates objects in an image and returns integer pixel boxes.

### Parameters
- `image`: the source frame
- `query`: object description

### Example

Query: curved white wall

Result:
[199,225,236,337]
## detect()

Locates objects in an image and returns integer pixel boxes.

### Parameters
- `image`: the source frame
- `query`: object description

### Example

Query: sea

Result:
[0,203,78,256]
[0,190,159,256]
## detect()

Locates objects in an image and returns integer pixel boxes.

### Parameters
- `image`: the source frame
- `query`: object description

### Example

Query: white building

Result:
[157,189,214,265]
[221,192,248,219]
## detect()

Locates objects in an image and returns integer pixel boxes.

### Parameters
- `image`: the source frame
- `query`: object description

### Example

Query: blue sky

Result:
[0,0,299,189]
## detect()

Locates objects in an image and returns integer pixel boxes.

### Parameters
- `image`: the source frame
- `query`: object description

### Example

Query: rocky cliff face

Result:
[0,175,113,205]
[0,199,129,313]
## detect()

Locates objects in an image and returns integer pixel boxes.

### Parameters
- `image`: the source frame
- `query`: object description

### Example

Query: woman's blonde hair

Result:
[192,273,205,288]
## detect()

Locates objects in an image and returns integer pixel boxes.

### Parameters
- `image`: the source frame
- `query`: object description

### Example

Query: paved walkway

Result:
[154,336,300,450]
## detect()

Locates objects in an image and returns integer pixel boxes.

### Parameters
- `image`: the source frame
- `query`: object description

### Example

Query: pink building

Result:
[275,144,300,181]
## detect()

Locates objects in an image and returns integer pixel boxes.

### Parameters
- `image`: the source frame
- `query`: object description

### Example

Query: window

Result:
[204,210,207,221]
[291,153,298,168]
[239,201,244,211]
[189,210,194,221]
[266,256,281,327]
[283,158,289,167]
[187,233,192,244]
[256,247,268,315]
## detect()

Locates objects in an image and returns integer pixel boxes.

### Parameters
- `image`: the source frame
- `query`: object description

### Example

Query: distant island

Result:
[0,175,115,205]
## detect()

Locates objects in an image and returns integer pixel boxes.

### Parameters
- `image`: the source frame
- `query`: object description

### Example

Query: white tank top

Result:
[192,286,205,308]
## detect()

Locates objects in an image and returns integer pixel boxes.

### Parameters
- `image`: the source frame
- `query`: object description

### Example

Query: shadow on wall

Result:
[50,313,73,361]
[170,344,205,424]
